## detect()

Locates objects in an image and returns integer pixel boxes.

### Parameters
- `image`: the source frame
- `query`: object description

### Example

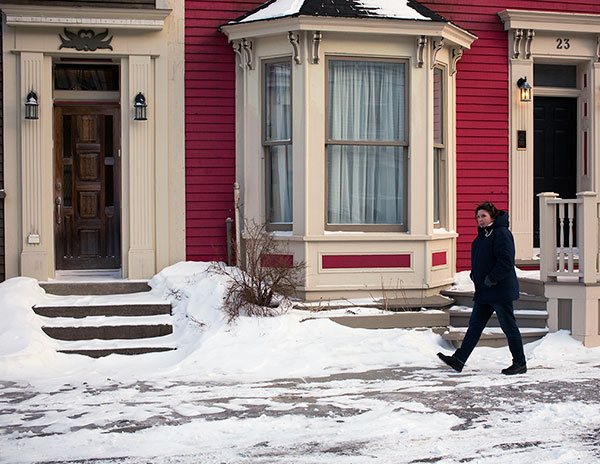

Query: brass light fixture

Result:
[517,77,532,102]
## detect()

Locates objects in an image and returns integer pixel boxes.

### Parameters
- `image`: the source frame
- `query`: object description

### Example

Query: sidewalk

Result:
[2,361,599,463]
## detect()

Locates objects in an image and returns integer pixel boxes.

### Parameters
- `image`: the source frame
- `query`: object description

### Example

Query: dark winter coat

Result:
[470,210,520,303]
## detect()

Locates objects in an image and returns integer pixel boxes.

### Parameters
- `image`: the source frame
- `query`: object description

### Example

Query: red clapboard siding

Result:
[421,0,600,270]
[185,0,264,262]
[185,0,600,268]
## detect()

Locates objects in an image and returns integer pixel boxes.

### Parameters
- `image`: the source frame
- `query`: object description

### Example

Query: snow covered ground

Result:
[1,262,599,463]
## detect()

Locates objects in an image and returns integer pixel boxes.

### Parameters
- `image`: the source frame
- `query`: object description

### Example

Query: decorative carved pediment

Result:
[59,28,113,51]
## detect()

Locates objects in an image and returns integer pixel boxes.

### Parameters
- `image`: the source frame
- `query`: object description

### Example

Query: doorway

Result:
[54,106,121,270]
[533,96,577,247]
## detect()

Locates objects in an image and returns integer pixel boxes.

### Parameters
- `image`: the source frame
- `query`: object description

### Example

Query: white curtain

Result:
[269,145,293,223]
[327,60,405,224]
[265,62,292,223]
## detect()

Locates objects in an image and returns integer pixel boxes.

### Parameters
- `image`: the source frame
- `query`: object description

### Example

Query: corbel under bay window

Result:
[326,57,408,232]
[263,58,292,230]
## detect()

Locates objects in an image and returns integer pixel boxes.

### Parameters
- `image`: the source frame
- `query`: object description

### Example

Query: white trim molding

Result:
[0,5,171,30]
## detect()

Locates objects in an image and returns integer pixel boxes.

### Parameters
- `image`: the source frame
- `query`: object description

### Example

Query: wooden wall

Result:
[0,0,155,8]
[184,0,600,268]
[185,1,262,261]
[421,0,600,270]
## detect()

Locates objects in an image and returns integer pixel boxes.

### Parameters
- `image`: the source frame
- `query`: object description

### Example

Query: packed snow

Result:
[1,263,600,463]
[237,0,432,23]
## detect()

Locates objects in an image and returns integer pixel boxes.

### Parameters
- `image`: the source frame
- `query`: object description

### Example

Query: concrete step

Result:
[57,347,175,358]
[448,307,548,329]
[42,322,173,341]
[33,303,171,318]
[330,309,449,329]
[55,334,177,358]
[442,327,549,348]
[517,277,545,297]
[441,290,547,311]
[40,281,151,295]
[33,291,175,357]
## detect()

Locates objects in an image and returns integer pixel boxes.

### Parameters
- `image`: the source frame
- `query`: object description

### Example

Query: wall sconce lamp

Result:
[517,77,532,102]
[25,91,39,120]
[134,92,147,121]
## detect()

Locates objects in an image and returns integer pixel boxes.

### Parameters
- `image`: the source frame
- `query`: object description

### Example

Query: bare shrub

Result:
[211,220,305,322]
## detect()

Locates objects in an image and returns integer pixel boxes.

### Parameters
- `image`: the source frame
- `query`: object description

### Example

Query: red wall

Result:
[421,0,600,270]
[185,0,600,267]
[185,1,262,261]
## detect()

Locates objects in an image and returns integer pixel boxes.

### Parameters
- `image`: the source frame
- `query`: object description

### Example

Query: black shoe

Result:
[437,352,464,372]
[501,364,527,375]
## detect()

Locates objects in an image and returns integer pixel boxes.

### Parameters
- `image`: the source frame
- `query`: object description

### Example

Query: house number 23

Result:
[556,38,570,49]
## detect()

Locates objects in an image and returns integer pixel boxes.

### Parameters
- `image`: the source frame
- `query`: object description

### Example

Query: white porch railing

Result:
[538,192,599,284]
[538,191,600,347]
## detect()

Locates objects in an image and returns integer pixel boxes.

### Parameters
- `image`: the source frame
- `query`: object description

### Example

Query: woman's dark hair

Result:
[475,201,499,219]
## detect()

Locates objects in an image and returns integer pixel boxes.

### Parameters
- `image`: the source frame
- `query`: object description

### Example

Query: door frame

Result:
[53,104,122,271]
[500,9,600,262]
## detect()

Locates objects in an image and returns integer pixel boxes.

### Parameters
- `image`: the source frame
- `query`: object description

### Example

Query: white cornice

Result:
[0,5,171,30]
[498,9,600,33]
[221,16,477,48]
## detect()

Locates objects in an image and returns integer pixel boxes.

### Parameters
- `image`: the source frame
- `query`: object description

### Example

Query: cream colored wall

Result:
[1,1,185,281]
[233,27,466,300]
[501,10,600,262]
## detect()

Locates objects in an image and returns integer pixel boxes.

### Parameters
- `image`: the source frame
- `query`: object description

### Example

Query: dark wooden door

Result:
[54,106,121,270]
[533,97,577,247]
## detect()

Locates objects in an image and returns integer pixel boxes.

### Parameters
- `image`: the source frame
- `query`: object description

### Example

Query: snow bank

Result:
[1,262,600,384]
[0,278,61,372]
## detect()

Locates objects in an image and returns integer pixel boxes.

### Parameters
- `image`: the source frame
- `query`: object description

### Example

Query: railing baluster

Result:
[568,202,574,272]
[558,203,565,272]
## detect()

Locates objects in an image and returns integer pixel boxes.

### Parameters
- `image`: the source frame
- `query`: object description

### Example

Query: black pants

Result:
[454,301,526,366]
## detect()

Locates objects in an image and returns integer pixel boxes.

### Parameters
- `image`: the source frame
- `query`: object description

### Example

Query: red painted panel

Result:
[432,251,447,267]
[261,254,294,268]
[322,254,411,269]
[584,131,588,176]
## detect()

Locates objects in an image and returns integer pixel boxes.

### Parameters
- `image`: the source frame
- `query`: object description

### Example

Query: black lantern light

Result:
[134,92,147,121]
[25,91,39,120]
[517,77,532,102]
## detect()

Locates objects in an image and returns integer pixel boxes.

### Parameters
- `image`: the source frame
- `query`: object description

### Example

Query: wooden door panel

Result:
[533,97,577,247]
[54,106,121,270]
[79,153,100,181]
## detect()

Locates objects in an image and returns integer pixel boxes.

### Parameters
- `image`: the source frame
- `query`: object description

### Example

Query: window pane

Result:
[534,64,576,88]
[434,68,443,144]
[54,64,119,91]
[268,145,293,223]
[434,148,440,223]
[63,116,72,158]
[265,62,291,141]
[328,145,405,224]
[63,165,72,207]
[328,60,405,142]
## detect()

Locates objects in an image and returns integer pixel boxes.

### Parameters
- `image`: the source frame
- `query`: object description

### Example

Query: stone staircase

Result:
[440,277,549,347]
[34,281,176,358]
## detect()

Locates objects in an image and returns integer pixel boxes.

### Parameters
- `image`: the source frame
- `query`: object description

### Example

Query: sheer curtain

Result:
[327,60,406,225]
[265,62,292,223]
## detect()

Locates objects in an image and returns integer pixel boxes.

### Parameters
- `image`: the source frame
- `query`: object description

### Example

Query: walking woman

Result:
[438,201,527,375]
